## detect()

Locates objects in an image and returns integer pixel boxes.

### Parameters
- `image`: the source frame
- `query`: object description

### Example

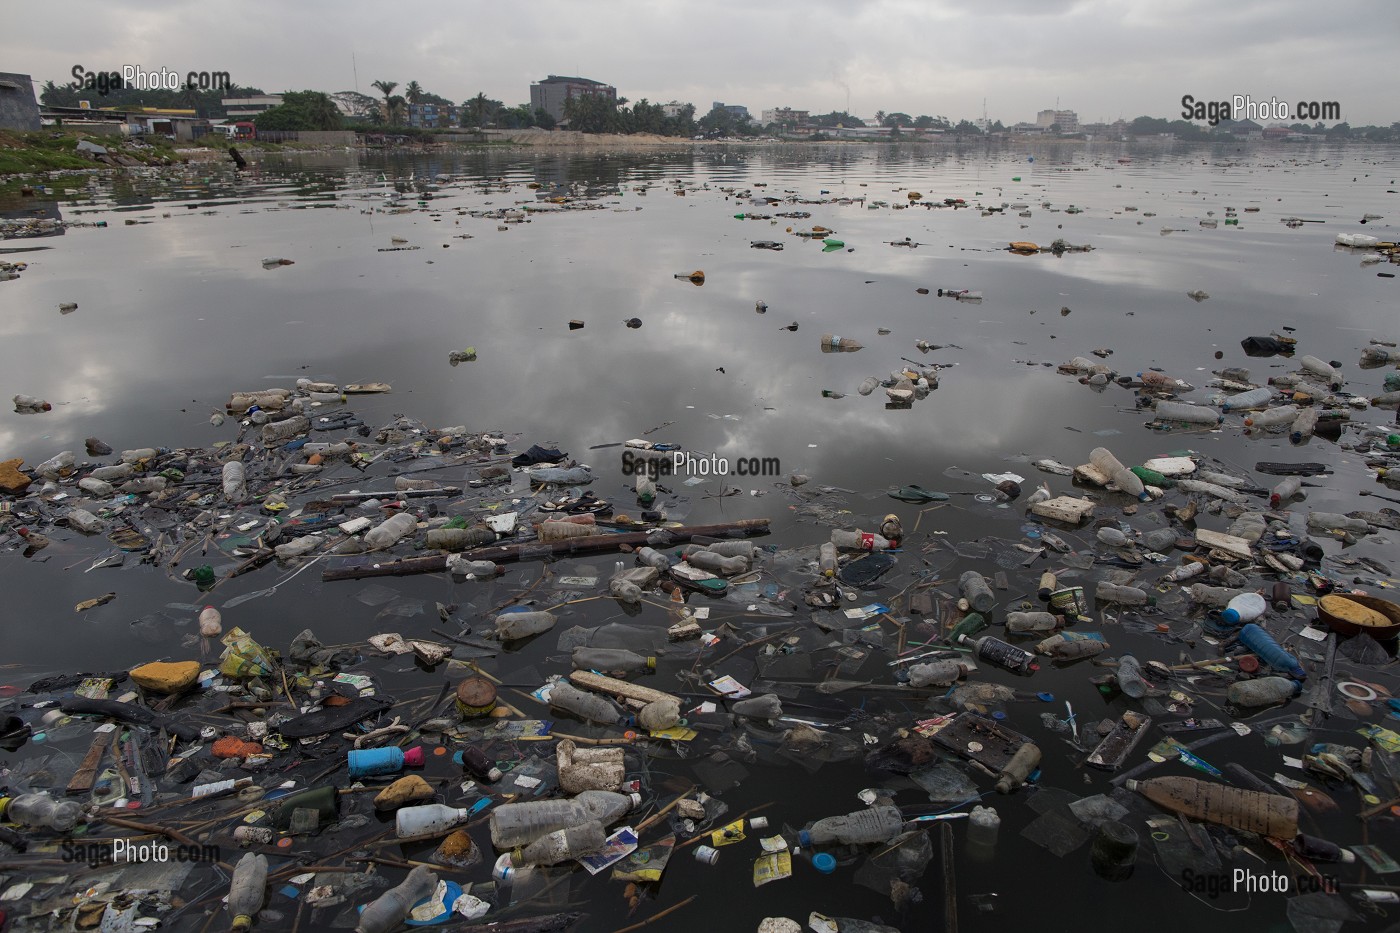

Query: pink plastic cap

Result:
[402,746,425,767]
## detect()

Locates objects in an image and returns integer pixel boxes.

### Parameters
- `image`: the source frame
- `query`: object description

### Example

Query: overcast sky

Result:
[6,0,1394,126]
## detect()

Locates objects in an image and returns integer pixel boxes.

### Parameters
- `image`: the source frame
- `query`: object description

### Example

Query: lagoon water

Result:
[2,140,1398,931]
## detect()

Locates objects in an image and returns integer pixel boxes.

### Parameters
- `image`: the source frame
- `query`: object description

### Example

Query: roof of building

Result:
[535,75,609,86]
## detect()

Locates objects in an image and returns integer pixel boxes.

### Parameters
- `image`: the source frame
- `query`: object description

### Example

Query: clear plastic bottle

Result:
[447,556,499,580]
[548,683,623,724]
[395,803,472,837]
[1005,611,1061,634]
[637,698,680,731]
[1270,476,1303,508]
[820,334,864,351]
[364,512,418,549]
[635,473,656,505]
[1227,676,1301,707]
[35,451,74,478]
[89,463,135,482]
[274,535,321,560]
[830,530,895,551]
[228,852,268,931]
[199,605,223,637]
[66,508,104,533]
[818,542,839,577]
[609,566,658,605]
[1152,400,1222,425]
[1115,655,1148,698]
[120,447,162,463]
[494,610,558,640]
[1243,405,1300,428]
[1360,346,1399,368]
[425,526,495,551]
[906,660,969,687]
[222,461,247,501]
[1097,527,1131,548]
[489,790,638,848]
[636,547,671,570]
[119,476,167,494]
[1037,572,1058,601]
[1035,634,1106,659]
[514,820,607,866]
[1219,387,1272,412]
[1,792,83,831]
[78,476,115,497]
[798,805,904,846]
[959,634,1035,672]
[13,394,52,413]
[1095,581,1153,606]
[858,377,879,396]
[1298,355,1341,389]
[1163,561,1207,583]
[1089,448,1148,500]
[685,550,748,575]
[571,648,655,672]
[1187,584,1244,608]
[959,571,995,613]
[1220,592,1267,626]
[1289,408,1318,444]
[1305,512,1371,536]
[261,416,310,443]
[355,865,439,933]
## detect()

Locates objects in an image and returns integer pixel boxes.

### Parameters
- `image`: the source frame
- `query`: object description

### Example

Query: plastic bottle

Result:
[1220,592,1267,626]
[1298,355,1342,389]
[1097,527,1131,548]
[1115,655,1148,698]
[1188,584,1245,608]
[447,556,500,580]
[120,447,161,463]
[1270,476,1303,508]
[222,461,247,501]
[1270,582,1292,612]
[355,865,438,933]
[396,803,472,837]
[1152,401,1222,425]
[959,634,1035,673]
[1036,633,1106,659]
[1305,512,1370,536]
[1139,371,1188,390]
[424,526,495,551]
[947,612,989,644]
[1219,387,1272,412]
[635,473,656,505]
[13,394,52,413]
[0,792,83,831]
[66,508,104,533]
[78,476,115,498]
[966,805,1000,847]
[199,605,223,637]
[959,571,995,613]
[494,610,557,640]
[820,334,863,351]
[1163,561,1206,583]
[1005,611,1061,634]
[817,541,839,578]
[514,820,607,866]
[1238,624,1307,679]
[685,550,748,575]
[636,547,671,570]
[489,790,639,848]
[33,451,74,480]
[1243,406,1300,428]
[349,746,425,778]
[228,852,268,931]
[830,529,895,551]
[609,566,657,605]
[1095,581,1153,606]
[270,785,337,828]
[1293,833,1355,864]
[1227,676,1301,707]
[798,805,904,846]
[731,694,784,719]
[548,683,623,724]
[89,463,135,482]
[1037,572,1057,600]
[461,745,504,783]
[1288,407,1318,444]
[906,660,969,687]
[274,536,321,560]
[572,648,655,672]
[858,377,879,396]
[995,744,1041,794]
[1089,448,1148,500]
[364,513,417,549]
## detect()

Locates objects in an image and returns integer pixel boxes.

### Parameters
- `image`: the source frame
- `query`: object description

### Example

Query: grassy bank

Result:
[0,130,184,175]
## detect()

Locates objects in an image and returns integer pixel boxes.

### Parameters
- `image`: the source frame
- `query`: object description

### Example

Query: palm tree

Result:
[386,96,407,126]
[875,110,886,127]
[371,80,397,123]
[404,81,423,106]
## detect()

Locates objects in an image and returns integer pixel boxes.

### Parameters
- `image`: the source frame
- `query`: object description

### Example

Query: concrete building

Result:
[712,102,750,123]
[1036,109,1079,133]
[0,73,41,132]
[222,95,284,119]
[407,103,462,129]
[761,107,809,127]
[660,101,690,119]
[529,76,616,123]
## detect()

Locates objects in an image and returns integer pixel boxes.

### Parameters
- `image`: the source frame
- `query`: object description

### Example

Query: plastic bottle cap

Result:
[627,792,642,809]
[645,657,657,670]
[487,767,504,783]
[402,747,425,767]
[813,852,837,873]
[798,830,812,847]
[1221,608,1241,625]
[1339,849,1356,863]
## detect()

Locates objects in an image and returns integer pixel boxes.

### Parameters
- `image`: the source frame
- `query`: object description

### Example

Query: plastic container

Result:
[365,512,418,549]
[489,790,638,848]
[1243,405,1300,428]
[947,612,989,644]
[966,805,1000,847]
[830,529,896,551]
[1095,582,1153,606]
[0,792,83,831]
[548,683,623,724]
[1005,611,1061,634]
[1227,676,1301,707]
[199,605,223,637]
[572,648,655,672]
[425,526,495,551]
[513,820,607,866]
[731,694,784,719]
[261,416,310,443]
[348,746,424,778]
[355,865,438,933]
[228,852,268,931]
[1238,624,1307,679]
[1152,401,1222,425]
[396,803,472,837]
[222,461,247,501]
[798,805,904,846]
[1089,448,1148,501]
[1115,655,1148,698]
[959,634,1035,673]
[1219,388,1272,412]
[1220,592,1267,626]
[461,745,504,783]
[906,660,969,687]
[1305,512,1371,536]
[494,610,557,640]
[818,541,838,577]
[959,571,995,613]
[1270,476,1303,508]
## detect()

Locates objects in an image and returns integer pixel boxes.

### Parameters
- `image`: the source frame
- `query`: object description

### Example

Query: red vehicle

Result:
[233,122,256,140]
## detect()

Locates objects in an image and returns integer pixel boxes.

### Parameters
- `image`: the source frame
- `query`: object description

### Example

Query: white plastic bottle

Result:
[513,820,607,866]
[548,683,622,724]
[489,790,639,848]
[1270,476,1303,508]
[1243,406,1300,428]
[1219,592,1267,626]
[1089,448,1148,501]
[222,461,247,501]
[571,648,655,672]
[364,512,417,549]
[228,852,268,932]
[356,865,439,933]
[395,803,472,837]
[798,805,904,846]
[494,610,557,640]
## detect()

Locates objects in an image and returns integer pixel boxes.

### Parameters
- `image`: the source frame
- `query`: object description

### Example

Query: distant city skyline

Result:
[4,0,1393,127]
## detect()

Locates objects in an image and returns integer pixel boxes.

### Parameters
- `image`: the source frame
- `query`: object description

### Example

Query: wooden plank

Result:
[1195,529,1253,561]
[568,670,678,706]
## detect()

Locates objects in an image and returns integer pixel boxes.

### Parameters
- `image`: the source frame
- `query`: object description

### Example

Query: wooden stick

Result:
[568,671,678,706]
[607,895,697,933]
[635,785,696,835]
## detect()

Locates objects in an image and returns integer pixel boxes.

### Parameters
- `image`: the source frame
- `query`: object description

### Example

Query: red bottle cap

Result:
[1238,655,1260,673]
[402,746,425,767]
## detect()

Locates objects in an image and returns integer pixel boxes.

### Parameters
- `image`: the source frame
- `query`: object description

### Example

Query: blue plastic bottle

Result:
[1238,624,1306,679]
[348,746,424,778]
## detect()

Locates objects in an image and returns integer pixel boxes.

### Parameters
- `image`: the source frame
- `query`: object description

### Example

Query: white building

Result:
[660,101,690,118]
[1036,109,1079,133]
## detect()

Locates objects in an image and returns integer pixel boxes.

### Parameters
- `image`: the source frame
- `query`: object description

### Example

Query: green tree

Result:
[874,110,886,126]
[1326,121,1351,138]
[386,96,407,126]
[534,108,556,130]
[404,81,423,106]
[952,119,982,135]
[253,91,344,131]
[883,112,912,127]
[371,80,397,123]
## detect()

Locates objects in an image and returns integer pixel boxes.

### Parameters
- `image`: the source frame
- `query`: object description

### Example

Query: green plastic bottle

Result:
[947,612,989,644]
[1130,465,1175,488]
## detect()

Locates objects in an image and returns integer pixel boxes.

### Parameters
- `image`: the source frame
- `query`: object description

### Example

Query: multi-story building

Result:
[221,95,284,120]
[712,102,751,123]
[407,103,462,129]
[529,76,617,123]
[1035,109,1079,133]
[660,101,690,119]
[761,107,809,127]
